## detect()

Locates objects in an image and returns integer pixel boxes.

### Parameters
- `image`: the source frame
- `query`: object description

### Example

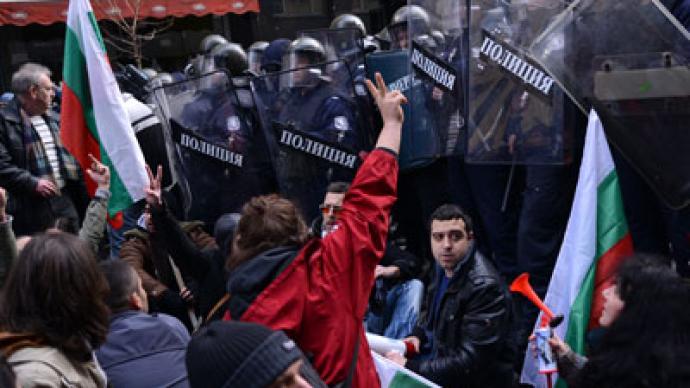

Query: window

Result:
[351,0,379,12]
[276,0,324,15]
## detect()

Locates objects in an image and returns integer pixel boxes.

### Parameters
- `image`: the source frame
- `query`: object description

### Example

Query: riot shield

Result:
[299,28,366,71]
[366,50,441,170]
[530,0,690,208]
[154,71,267,227]
[250,61,369,222]
[466,0,570,165]
[301,27,380,150]
[407,0,468,159]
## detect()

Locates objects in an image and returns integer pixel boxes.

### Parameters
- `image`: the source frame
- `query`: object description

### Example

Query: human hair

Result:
[572,254,690,388]
[100,260,139,314]
[0,233,110,362]
[428,204,473,234]
[227,194,308,272]
[11,63,51,95]
[54,217,79,235]
[326,181,350,194]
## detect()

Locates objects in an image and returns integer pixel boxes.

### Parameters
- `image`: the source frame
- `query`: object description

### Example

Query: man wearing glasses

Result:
[0,62,86,235]
[314,181,425,340]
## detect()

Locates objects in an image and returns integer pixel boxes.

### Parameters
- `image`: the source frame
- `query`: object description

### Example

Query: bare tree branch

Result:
[97,0,174,67]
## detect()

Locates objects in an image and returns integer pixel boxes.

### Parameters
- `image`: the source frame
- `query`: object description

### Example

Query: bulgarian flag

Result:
[60,0,148,217]
[520,110,633,387]
[372,352,440,388]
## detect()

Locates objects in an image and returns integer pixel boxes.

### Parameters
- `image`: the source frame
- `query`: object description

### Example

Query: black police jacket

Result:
[407,243,515,388]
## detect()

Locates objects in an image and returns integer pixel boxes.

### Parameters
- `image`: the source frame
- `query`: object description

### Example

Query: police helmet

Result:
[249,41,269,54]
[430,30,447,50]
[200,34,228,54]
[390,5,430,31]
[389,5,431,48]
[261,38,291,73]
[287,37,327,66]
[210,42,249,76]
[330,13,366,36]
[248,41,269,73]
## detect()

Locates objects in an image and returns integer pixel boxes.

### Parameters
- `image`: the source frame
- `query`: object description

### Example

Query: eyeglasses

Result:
[320,204,343,217]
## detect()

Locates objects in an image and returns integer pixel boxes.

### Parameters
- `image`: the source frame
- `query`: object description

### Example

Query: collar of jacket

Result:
[432,241,477,293]
[1,97,58,125]
[0,331,46,358]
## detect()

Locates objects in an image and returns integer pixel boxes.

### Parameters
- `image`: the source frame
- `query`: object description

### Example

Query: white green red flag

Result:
[520,110,633,387]
[60,0,148,215]
[372,352,440,388]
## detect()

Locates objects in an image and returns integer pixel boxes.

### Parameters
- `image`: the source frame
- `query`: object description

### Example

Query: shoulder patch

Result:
[334,116,350,131]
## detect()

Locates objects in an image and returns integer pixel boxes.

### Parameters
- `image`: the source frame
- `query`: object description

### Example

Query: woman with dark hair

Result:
[549,254,690,388]
[0,232,110,387]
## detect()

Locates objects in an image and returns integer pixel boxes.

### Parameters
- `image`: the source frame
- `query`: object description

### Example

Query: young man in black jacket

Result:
[385,204,515,387]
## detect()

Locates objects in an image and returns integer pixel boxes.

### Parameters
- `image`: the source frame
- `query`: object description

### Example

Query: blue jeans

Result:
[366,279,424,339]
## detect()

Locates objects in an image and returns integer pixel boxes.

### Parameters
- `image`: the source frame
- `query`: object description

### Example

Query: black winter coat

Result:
[407,244,515,388]
[0,98,87,234]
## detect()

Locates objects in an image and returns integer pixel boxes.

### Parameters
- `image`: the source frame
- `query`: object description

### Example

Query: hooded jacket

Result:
[223,148,398,388]
[0,332,107,388]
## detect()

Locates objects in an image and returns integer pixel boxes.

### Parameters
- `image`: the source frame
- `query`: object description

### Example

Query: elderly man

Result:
[0,63,86,235]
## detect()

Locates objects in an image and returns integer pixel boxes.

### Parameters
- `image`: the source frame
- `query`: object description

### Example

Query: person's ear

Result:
[468,231,474,240]
[130,292,145,311]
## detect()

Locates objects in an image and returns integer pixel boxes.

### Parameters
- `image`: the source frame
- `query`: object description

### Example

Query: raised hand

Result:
[85,154,110,191]
[365,72,407,126]
[145,165,163,208]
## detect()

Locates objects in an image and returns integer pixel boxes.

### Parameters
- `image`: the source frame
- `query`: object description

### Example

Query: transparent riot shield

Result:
[366,50,440,170]
[299,28,366,72]
[250,60,369,222]
[466,0,570,165]
[530,0,690,208]
[407,0,468,161]
[154,71,267,227]
[301,28,380,150]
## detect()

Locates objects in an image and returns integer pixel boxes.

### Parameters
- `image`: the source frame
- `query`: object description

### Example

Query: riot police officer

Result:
[330,13,366,35]
[248,41,269,75]
[209,42,248,76]
[388,5,431,49]
[271,37,359,221]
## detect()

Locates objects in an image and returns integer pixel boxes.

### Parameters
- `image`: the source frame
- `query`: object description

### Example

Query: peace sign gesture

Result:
[145,165,163,208]
[365,72,407,126]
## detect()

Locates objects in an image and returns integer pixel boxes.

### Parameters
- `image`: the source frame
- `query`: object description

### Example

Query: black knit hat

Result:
[186,321,303,388]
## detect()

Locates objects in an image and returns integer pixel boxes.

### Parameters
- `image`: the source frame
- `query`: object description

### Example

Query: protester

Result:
[312,181,424,339]
[141,72,404,387]
[186,321,325,388]
[0,233,109,387]
[120,206,217,330]
[386,204,514,387]
[547,254,690,388]
[96,260,191,388]
[140,188,241,322]
[0,63,88,236]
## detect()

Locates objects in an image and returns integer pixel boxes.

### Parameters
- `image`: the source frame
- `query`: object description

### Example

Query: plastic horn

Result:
[510,273,555,322]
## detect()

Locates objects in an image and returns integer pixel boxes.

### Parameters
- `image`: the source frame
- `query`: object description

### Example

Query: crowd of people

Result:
[0,3,689,388]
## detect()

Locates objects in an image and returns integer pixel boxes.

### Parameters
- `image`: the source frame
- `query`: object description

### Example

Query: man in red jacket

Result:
[145,73,406,387]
